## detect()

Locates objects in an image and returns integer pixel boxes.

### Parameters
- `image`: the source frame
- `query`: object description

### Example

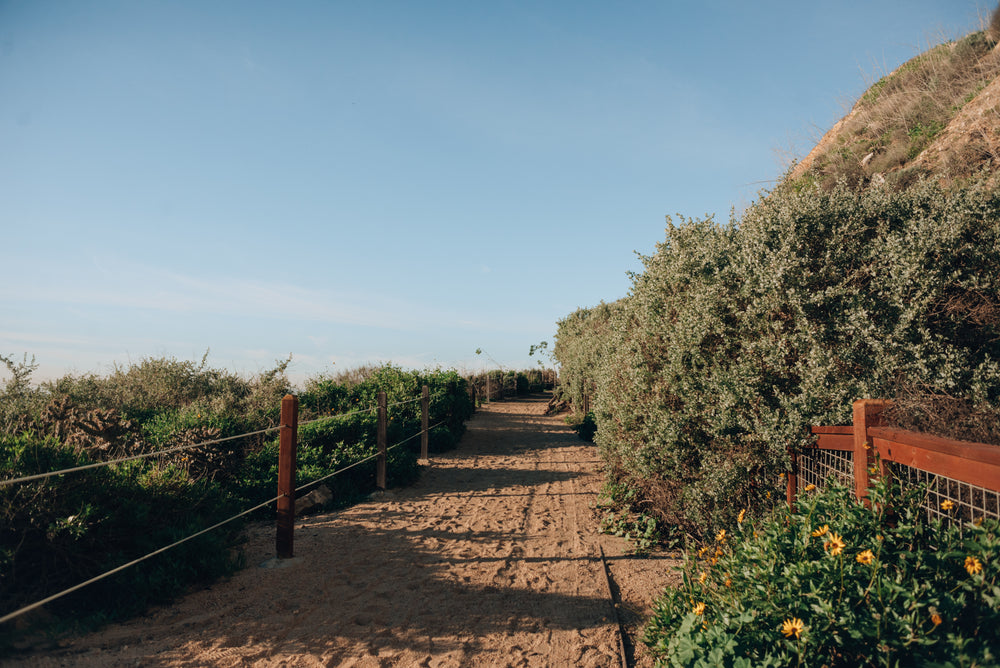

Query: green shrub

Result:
[0,360,475,638]
[568,411,597,442]
[643,478,1000,667]
[556,178,1000,538]
[0,434,241,629]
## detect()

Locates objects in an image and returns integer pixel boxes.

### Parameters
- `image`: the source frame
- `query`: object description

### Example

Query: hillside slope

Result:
[790,29,1000,189]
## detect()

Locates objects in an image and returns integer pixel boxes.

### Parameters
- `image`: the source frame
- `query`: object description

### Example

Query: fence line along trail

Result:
[15,395,651,668]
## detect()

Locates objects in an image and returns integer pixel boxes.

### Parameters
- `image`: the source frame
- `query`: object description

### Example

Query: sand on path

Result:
[7,394,681,667]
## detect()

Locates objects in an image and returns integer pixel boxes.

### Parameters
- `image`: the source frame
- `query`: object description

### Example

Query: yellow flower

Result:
[811,524,829,538]
[931,613,943,626]
[715,547,724,557]
[856,549,875,565]
[698,571,708,584]
[697,546,709,558]
[724,576,732,587]
[737,508,747,524]
[781,617,804,639]
[804,484,816,492]
[709,557,718,566]
[965,556,983,576]
[766,491,771,499]
[975,517,984,527]
[692,601,706,616]
[824,532,846,556]
[778,472,785,480]
[716,529,727,543]
[941,500,954,511]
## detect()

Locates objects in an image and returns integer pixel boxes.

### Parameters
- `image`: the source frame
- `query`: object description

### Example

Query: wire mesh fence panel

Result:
[798,448,855,493]
[885,461,1000,529]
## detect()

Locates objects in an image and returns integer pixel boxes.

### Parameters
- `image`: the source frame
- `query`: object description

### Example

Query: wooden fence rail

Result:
[790,399,1000,522]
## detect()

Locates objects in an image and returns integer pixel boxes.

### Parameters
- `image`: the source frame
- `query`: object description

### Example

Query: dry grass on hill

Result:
[792,26,1000,189]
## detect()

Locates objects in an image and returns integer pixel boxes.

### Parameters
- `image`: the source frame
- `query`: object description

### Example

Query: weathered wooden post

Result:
[377,391,387,489]
[421,384,430,462]
[852,399,892,503]
[276,394,298,559]
[786,447,798,510]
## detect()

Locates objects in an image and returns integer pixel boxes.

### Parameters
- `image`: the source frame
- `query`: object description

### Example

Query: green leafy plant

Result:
[600,510,661,555]
[566,411,597,442]
[643,478,1000,667]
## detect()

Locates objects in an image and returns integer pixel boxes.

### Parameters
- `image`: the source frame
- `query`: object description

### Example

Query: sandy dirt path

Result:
[6,395,679,668]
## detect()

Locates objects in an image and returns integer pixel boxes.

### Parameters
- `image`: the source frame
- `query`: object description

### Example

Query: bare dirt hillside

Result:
[4,395,679,668]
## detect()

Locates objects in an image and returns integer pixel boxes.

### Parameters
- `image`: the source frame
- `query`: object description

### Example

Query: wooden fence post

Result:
[421,384,430,462]
[276,394,298,559]
[853,399,892,503]
[486,373,491,405]
[786,447,798,510]
[377,391,387,490]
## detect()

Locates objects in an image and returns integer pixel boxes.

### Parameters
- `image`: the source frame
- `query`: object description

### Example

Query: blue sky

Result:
[1,1,991,385]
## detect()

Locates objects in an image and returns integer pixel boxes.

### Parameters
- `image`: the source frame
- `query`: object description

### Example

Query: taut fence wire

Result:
[0,425,282,487]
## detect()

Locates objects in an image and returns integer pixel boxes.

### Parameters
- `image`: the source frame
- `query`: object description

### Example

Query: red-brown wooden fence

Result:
[790,399,1000,524]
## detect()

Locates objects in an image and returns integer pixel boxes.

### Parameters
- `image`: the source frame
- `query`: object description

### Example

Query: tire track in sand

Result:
[9,394,623,668]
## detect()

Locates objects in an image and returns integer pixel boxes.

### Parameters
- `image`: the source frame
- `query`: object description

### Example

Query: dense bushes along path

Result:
[10,394,678,668]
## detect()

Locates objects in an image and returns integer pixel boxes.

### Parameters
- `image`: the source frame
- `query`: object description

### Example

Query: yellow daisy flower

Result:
[698,571,708,584]
[804,484,816,492]
[811,524,829,538]
[931,613,943,626]
[780,617,804,639]
[716,529,727,543]
[965,556,983,576]
[855,549,875,565]
[941,500,954,511]
[692,601,706,616]
[824,532,846,556]
[737,508,747,524]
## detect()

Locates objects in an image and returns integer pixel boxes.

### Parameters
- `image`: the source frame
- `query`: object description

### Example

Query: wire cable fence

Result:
[1,392,447,487]
[291,420,447,494]
[2,386,459,627]
[297,403,378,428]
[0,492,284,626]
[0,425,282,487]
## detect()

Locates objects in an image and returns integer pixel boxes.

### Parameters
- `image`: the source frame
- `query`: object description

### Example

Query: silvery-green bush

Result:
[556,177,1000,536]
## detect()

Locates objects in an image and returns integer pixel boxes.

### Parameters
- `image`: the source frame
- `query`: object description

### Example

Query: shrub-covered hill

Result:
[554,24,1000,540]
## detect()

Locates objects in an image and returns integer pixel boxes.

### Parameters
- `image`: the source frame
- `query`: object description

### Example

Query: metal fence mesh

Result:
[797,448,854,493]
[797,447,1000,529]
[886,461,1000,528]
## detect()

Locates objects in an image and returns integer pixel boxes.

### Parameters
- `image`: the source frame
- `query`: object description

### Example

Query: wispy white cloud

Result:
[0,265,433,331]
